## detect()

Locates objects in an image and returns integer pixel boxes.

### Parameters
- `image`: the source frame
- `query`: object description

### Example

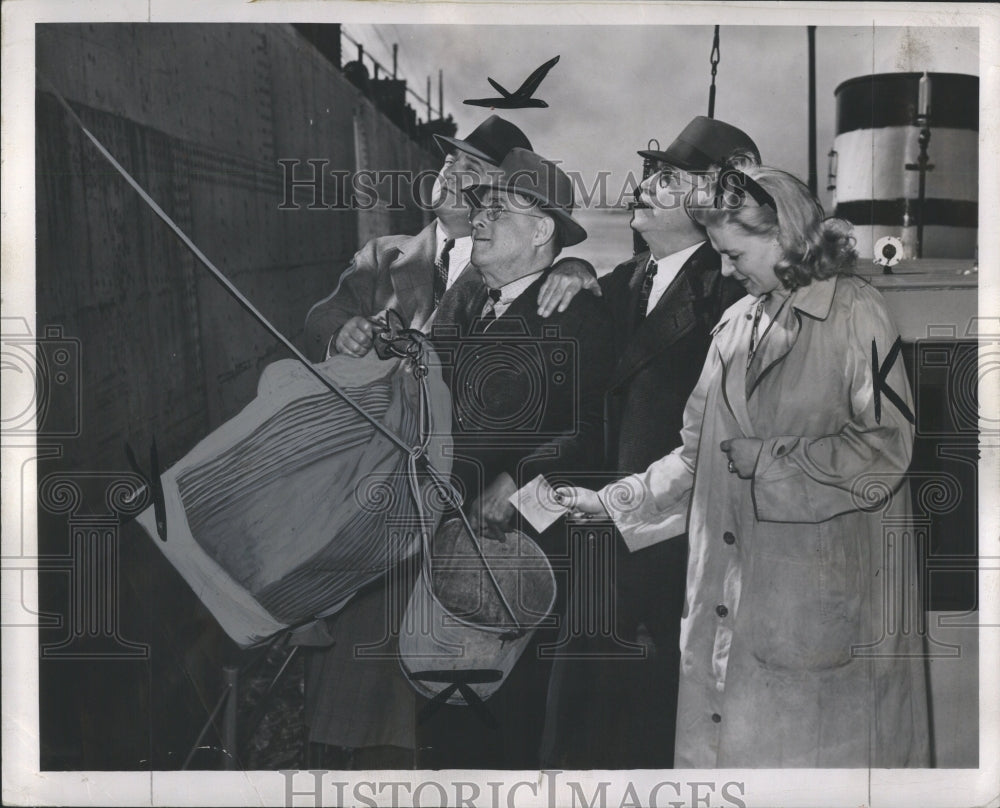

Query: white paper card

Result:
[508,474,568,533]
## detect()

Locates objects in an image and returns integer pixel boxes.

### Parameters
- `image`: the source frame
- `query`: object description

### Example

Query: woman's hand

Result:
[552,486,607,518]
[720,438,763,479]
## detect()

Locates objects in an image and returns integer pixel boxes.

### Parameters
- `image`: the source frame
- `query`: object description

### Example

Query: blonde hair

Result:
[687,163,857,290]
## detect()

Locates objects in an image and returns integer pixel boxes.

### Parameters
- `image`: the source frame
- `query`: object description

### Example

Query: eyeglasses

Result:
[469,203,546,223]
[655,165,680,189]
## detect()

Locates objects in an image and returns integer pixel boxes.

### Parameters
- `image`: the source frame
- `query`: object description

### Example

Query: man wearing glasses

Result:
[304,115,589,361]
[444,147,614,545]
[304,115,523,360]
[300,119,597,770]
[539,116,759,769]
[421,147,616,768]
[299,115,535,771]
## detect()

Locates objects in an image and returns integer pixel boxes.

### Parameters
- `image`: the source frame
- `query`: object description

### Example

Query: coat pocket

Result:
[746,523,860,672]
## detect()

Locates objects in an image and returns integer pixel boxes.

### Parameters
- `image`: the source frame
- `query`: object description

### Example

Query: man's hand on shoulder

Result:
[536,257,601,317]
[334,316,376,357]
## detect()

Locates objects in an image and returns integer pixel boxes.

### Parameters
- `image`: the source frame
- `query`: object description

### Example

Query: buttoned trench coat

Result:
[600,273,929,768]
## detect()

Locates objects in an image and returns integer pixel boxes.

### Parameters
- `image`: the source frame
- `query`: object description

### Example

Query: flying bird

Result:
[464,55,560,109]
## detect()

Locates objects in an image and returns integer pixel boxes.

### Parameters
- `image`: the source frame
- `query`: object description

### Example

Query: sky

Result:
[345,24,979,211]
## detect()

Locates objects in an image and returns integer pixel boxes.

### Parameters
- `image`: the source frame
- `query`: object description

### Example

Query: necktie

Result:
[636,257,658,321]
[481,288,502,322]
[433,238,455,307]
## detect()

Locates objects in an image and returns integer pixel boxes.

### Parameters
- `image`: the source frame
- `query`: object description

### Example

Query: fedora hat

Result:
[465,147,587,247]
[433,115,533,166]
[639,116,760,171]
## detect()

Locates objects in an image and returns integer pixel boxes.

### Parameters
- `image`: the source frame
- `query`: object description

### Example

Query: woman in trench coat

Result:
[557,165,929,768]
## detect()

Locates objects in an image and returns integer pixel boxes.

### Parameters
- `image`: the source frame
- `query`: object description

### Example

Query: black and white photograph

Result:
[2,2,998,806]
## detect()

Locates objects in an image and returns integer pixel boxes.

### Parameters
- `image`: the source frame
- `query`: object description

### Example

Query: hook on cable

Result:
[708,25,721,119]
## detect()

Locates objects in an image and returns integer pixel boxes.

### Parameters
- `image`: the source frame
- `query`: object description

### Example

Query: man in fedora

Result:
[300,117,594,770]
[304,115,589,361]
[538,116,759,769]
[300,115,531,771]
[443,147,613,541]
[417,147,616,768]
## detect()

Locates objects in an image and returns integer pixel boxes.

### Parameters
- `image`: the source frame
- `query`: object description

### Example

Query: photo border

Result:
[3,2,998,806]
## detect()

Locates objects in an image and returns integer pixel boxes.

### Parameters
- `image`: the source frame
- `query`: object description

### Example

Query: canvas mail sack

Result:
[135,346,452,648]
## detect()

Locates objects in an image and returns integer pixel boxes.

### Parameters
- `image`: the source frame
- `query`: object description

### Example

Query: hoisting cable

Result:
[370,324,523,630]
[708,25,720,119]
[404,332,525,634]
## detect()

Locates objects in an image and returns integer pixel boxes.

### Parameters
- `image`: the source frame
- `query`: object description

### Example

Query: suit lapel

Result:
[436,262,487,331]
[389,221,438,328]
[623,251,649,325]
[609,243,716,390]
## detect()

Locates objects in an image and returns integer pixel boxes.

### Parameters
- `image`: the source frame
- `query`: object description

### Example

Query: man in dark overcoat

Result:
[539,116,759,768]
[300,119,595,768]
[417,146,617,768]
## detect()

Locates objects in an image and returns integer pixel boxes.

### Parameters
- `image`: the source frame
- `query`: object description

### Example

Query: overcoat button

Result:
[716,605,729,618]
[723,531,736,545]
[711,713,722,723]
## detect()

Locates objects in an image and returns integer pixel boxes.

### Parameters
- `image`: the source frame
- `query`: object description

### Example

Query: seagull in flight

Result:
[464,55,560,109]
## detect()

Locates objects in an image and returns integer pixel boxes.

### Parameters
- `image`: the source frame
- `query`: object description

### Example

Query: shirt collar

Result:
[650,240,704,273]
[435,221,470,258]
[493,270,545,304]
